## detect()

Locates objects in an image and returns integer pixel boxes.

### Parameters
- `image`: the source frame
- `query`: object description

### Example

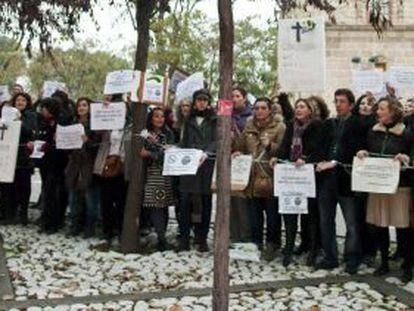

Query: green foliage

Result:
[0,36,26,86]
[28,42,131,100]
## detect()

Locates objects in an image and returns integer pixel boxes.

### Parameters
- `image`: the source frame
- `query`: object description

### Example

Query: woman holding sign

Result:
[232,97,285,261]
[65,97,101,238]
[140,107,175,251]
[270,98,323,267]
[357,97,413,282]
[1,93,37,225]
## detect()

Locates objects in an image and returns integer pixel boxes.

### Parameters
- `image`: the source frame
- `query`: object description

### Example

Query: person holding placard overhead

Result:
[356,97,413,283]
[270,98,323,267]
[177,89,217,252]
[315,89,365,275]
[65,97,101,238]
[232,97,285,261]
[0,93,37,225]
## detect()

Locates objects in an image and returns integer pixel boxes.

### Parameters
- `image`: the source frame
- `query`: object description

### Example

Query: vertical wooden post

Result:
[213,0,234,310]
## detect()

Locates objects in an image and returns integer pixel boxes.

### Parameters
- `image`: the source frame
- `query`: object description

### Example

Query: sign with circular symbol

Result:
[181,155,191,165]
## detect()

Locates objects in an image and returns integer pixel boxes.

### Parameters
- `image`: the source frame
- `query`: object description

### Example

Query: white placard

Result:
[90,102,126,131]
[175,72,204,103]
[143,80,164,103]
[56,124,85,150]
[0,121,21,183]
[279,194,308,214]
[170,70,188,93]
[274,164,316,198]
[351,157,400,194]
[388,66,414,90]
[104,70,140,95]
[43,81,67,98]
[1,106,20,123]
[352,70,384,95]
[229,243,260,262]
[278,17,326,93]
[211,155,253,191]
[0,85,10,102]
[163,148,203,176]
[30,140,46,159]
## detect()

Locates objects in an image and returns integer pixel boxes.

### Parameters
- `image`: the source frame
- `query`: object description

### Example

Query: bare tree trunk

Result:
[213,0,234,310]
[121,0,155,253]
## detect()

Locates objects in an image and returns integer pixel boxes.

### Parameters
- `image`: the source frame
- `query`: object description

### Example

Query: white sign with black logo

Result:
[279,193,308,214]
[162,148,203,176]
[0,121,21,183]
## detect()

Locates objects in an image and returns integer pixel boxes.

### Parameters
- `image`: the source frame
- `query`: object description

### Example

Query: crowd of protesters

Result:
[0,82,413,283]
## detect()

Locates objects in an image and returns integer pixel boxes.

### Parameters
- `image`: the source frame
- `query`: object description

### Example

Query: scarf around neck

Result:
[290,119,310,161]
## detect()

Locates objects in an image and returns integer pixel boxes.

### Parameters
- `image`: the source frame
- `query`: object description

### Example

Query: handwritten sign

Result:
[352,70,384,95]
[0,85,10,103]
[170,70,189,93]
[43,81,67,98]
[1,106,20,123]
[388,66,414,90]
[176,72,204,103]
[90,102,126,131]
[352,157,400,194]
[163,148,204,176]
[278,17,326,92]
[104,70,140,95]
[56,124,85,150]
[0,121,21,183]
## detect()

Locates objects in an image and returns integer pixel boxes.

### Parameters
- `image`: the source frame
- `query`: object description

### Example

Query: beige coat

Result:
[233,114,286,198]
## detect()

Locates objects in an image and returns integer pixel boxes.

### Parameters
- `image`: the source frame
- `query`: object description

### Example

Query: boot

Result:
[283,217,297,267]
[400,260,413,283]
[177,238,190,252]
[263,243,278,262]
[374,252,389,276]
[197,240,209,253]
[293,243,309,256]
[157,237,167,252]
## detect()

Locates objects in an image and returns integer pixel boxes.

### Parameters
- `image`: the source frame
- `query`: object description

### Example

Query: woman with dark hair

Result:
[357,96,413,282]
[37,97,67,233]
[308,96,330,121]
[271,98,323,266]
[140,107,175,251]
[65,97,101,237]
[178,89,217,252]
[233,97,285,260]
[0,93,37,225]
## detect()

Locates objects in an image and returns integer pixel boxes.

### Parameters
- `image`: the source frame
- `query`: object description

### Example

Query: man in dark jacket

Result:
[178,89,217,252]
[316,88,365,274]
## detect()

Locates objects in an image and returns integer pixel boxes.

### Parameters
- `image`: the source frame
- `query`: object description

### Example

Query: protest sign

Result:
[0,121,21,183]
[0,85,10,102]
[56,124,85,150]
[163,148,204,176]
[104,70,140,95]
[30,140,46,159]
[170,69,189,93]
[274,164,316,198]
[278,17,326,92]
[175,72,204,103]
[352,70,384,95]
[279,194,308,214]
[43,81,67,98]
[90,102,126,130]
[388,66,414,90]
[212,154,252,191]
[352,157,400,194]
[1,106,20,123]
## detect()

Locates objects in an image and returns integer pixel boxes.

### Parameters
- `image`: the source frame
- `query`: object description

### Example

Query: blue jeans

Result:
[249,197,281,247]
[318,172,363,265]
[178,193,212,242]
[68,186,100,233]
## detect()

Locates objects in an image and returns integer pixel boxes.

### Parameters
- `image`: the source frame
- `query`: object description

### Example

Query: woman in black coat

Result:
[357,97,414,282]
[271,98,323,266]
[178,89,217,252]
[1,93,37,225]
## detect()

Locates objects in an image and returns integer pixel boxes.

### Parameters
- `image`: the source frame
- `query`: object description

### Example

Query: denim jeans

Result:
[248,197,281,247]
[68,185,100,232]
[178,193,212,242]
[318,172,363,265]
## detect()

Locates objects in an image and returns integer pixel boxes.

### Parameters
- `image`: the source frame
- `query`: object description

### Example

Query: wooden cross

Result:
[292,22,303,42]
[0,124,7,140]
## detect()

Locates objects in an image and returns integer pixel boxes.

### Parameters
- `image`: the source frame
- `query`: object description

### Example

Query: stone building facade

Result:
[288,0,414,104]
